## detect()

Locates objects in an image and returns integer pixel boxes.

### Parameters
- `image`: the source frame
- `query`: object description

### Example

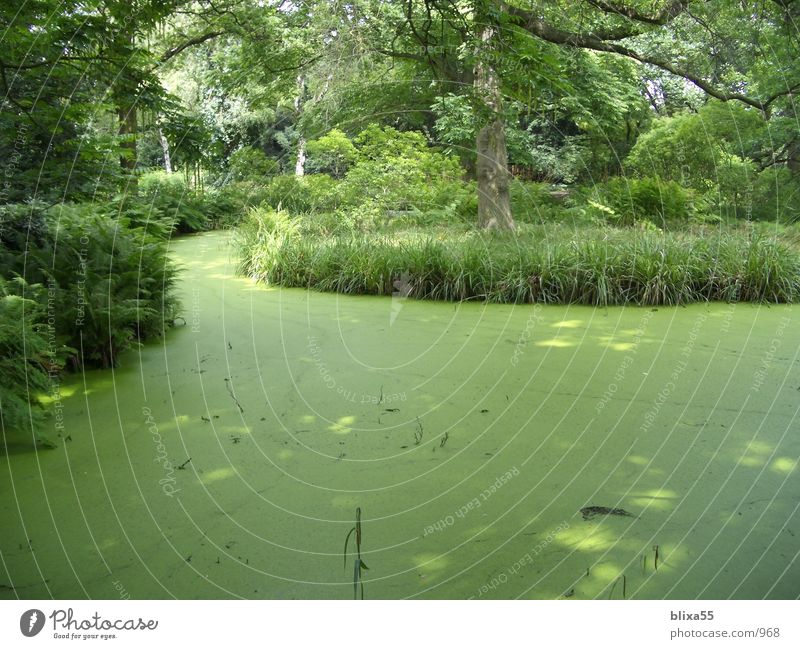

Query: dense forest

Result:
[1,1,800,602]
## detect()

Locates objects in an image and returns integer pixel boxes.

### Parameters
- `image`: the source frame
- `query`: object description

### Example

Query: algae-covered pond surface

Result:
[2,231,799,599]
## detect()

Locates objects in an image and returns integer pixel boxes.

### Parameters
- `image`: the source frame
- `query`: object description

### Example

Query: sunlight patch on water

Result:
[629,489,678,510]
[534,338,575,348]
[770,457,797,474]
[412,553,449,573]
[201,467,235,484]
[551,320,583,328]
[328,416,356,434]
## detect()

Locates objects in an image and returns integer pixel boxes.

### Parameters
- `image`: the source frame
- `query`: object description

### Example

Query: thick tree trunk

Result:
[476,119,514,229]
[474,23,514,229]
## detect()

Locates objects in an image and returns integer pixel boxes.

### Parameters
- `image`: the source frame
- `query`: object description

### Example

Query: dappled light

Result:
[535,338,577,348]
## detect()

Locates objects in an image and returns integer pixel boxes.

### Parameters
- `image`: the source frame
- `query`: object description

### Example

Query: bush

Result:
[509,181,566,223]
[306,129,358,178]
[749,167,800,223]
[0,200,180,440]
[228,147,280,182]
[135,171,208,233]
[340,125,464,214]
[1,203,181,369]
[122,171,267,233]
[624,111,757,217]
[626,113,724,191]
[584,177,695,226]
[258,174,342,214]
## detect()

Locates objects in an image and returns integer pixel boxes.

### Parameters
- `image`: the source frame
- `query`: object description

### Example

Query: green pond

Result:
[2,231,799,599]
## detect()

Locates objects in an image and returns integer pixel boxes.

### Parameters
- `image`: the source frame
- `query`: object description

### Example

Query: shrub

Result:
[342,129,463,214]
[584,177,695,226]
[258,174,342,214]
[8,203,182,369]
[509,181,566,223]
[625,113,723,191]
[306,129,358,178]
[749,167,800,223]
[135,171,208,233]
[0,201,180,443]
[300,125,467,218]
[624,111,757,217]
[227,147,280,182]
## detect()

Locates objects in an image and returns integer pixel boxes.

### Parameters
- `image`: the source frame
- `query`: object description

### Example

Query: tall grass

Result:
[236,210,800,306]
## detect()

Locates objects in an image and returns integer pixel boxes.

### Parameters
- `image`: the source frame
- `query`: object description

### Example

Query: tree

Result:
[337,0,800,229]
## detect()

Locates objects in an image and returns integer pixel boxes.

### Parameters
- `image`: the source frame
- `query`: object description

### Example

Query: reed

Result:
[237,210,800,306]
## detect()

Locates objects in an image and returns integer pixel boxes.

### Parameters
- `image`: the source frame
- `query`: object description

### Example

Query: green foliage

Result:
[227,147,280,182]
[238,214,800,306]
[2,203,180,369]
[256,127,470,223]
[132,171,275,233]
[584,177,695,226]
[624,111,758,217]
[0,278,59,439]
[749,168,800,223]
[626,113,724,190]
[509,182,569,223]
[306,129,358,178]
[432,94,587,182]
[0,0,175,202]
[257,174,342,214]
[136,171,208,233]
[342,125,464,213]
[0,202,50,262]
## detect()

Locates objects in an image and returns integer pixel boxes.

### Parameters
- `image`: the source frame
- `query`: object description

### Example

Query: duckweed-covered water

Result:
[2,231,798,599]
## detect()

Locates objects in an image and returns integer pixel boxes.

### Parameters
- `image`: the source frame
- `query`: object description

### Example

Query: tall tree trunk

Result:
[158,127,172,173]
[474,23,514,229]
[295,136,306,177]
[294,74,306,177]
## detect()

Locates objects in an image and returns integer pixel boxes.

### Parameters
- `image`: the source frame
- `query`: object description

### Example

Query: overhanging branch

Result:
[504,1,788,112]
[160,31,224,62]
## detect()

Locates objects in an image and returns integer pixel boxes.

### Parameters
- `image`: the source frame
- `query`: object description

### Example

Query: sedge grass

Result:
[236,212,800,306]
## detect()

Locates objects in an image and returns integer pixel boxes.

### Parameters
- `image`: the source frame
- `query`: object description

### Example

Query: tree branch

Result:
[504,2,786,112]
[585,0,690,26]
[160,30,225,62]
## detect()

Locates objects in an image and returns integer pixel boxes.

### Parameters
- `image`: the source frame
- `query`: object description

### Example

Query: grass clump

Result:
[237,208,800,306]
